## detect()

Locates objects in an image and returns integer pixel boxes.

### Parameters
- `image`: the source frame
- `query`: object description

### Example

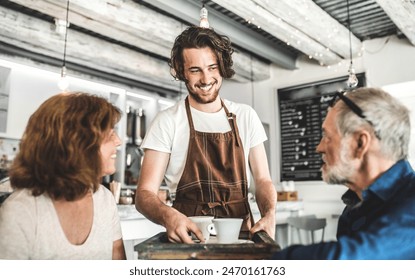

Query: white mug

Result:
[210,218,243,244]
[188,216,214,242]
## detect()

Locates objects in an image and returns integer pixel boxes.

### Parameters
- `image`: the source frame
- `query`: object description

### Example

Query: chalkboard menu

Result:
[277,73,366,181]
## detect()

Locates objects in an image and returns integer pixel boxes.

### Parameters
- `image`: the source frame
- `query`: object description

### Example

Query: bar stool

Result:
[286,215,327,245]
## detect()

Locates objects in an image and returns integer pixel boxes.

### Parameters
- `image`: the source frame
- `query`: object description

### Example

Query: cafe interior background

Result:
[0,0,414,259]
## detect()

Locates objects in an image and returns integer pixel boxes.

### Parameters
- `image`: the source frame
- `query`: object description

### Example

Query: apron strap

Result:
[185,97,241,146]
[184,97,195,137]
[221,99,242,147]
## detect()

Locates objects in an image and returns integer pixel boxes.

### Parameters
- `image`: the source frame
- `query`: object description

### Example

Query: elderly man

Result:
[272,87,415,259]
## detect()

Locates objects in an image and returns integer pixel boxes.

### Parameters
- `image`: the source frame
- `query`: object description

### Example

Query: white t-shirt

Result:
[0,186,122,260]
[141,98,267,193]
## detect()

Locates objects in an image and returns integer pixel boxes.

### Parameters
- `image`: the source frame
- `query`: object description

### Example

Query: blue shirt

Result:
[271,160,415,259]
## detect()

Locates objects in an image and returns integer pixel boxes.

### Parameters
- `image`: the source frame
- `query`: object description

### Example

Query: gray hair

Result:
[335,87,410,161]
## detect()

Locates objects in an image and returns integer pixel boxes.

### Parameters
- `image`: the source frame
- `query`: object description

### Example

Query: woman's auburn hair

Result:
[9,92,121,201]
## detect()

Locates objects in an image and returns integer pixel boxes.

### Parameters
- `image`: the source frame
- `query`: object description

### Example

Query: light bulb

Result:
[346,63,358,88]
[54,18,67,35]
[58,66,69,91]
[58,75,69,91]
[199,7,209,28]
[347,74,358,88]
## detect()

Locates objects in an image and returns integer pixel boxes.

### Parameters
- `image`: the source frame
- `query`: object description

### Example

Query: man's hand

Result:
[164,212,205,244]
[250,214,275,240]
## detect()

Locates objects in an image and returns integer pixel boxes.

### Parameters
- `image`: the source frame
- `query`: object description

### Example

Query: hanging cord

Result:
[62,0,70,68]
[347,0,353,64]
[179,21,184,100]
[179,80,183,100]
[250,55,255,109]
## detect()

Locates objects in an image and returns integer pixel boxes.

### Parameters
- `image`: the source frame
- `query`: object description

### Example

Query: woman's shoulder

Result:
[0,189,44,220]
[93,185,119,220]
[94,185,114,200]
[2,188,37,206]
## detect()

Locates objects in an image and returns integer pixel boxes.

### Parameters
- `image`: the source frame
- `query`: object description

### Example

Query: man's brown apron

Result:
[172,97,254,232]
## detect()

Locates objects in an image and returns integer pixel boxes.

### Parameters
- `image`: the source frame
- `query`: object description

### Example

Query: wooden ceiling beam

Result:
[5,0,270,82]
[212,0,363,65]
[375,0,415,45]
[0,6,176,91]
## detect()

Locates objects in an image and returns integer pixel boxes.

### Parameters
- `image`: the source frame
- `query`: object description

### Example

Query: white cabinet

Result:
[109,90,176,188]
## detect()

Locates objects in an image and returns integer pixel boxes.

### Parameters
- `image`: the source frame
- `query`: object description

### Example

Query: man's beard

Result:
[186,82,219,104]
[322,139,355,185]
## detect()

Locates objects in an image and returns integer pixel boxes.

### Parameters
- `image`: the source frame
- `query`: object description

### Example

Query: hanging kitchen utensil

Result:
[124,108,144,186]
[135,108,145,145]
[126,106,135,141]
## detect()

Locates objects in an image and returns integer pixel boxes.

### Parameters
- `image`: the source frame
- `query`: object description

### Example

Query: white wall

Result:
[364,36,415,87]
[383,81,415,168]
[6,64,60,139]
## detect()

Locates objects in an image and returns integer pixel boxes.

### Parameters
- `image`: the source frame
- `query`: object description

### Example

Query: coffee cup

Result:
[188,216,214,242]
[211,218,243,244]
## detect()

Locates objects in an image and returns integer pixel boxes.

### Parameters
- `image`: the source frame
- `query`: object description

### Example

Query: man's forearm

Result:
[135,189,174,227]
[255,182,277,217]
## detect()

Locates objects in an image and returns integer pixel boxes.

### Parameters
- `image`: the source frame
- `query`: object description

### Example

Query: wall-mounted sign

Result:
[277,73,366,181]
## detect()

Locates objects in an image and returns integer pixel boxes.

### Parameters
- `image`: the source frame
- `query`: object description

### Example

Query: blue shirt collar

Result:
[342,160,413,205]
[362,159,413,201]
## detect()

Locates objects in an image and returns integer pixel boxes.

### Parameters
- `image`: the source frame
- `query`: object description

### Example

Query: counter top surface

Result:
[117,204,145,220]
[118,201,303,222]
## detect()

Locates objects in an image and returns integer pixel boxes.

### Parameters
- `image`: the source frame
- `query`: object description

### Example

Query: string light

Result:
[57,0,70,91]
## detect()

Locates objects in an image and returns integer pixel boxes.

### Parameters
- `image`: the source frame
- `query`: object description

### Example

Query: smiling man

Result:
[272,87,415,259]
[135,26,276,244]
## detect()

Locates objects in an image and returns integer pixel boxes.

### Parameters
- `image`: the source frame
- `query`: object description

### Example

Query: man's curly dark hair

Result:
[168,26,235,81]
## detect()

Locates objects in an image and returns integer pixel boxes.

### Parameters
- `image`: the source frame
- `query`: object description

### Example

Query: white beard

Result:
[322,138,356,185]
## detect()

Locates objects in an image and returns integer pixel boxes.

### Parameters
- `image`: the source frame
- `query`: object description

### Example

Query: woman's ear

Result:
[353,130,371,159]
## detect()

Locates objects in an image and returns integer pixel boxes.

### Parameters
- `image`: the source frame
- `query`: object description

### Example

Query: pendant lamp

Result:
[346,0,358,88]
[57,0,70,91]
[200,1,210,28]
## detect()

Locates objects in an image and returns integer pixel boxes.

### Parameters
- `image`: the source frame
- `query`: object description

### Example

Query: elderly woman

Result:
[0,92,126,259]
